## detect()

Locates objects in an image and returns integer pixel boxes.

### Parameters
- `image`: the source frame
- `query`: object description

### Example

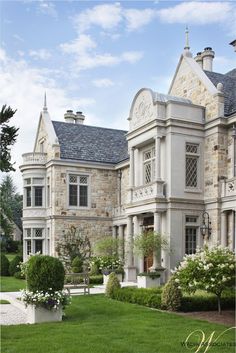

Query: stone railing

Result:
[221,177,236,198]
[112,206,126,218]
[131,180,165,203]
[22,152,47,165]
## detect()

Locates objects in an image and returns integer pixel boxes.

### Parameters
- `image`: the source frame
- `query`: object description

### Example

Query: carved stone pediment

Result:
[129,89,154,131]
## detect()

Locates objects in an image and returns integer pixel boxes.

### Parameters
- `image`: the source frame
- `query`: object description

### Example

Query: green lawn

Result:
[1,295,235,353]
[0,276,26,292]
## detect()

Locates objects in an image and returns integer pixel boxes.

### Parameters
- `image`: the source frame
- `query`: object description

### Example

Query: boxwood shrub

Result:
[110,286,235,312]
[89,274,103,285]
[26,255,65,293]
[9,255,23,276]
[110,287,162,309]
[0,253,9,276]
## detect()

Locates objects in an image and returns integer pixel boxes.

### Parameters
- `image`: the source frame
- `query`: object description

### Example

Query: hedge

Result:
[110,287,235,312]
[89,275,103,285]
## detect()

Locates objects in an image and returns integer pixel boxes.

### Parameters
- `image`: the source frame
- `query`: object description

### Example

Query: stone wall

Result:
[34,117,60,160]
[170,58,218,122]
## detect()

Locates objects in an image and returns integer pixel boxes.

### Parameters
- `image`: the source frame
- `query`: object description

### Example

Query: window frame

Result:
[184,215,199,255]
[67,173,91,209]
[142,146,155,185]
[24,178,45,208]
[185,142,200,190]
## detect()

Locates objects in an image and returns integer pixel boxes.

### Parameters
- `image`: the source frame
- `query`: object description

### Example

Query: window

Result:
[24,228,31,238]
[47,177,50,207]
[35,240,43,254]
[185,143,199,188]
[68,174,89,207]
[185,216,198,255]
[143,147,155,184]
[26,240,31,255]
[24,227,45,258]
[24,178,44,207]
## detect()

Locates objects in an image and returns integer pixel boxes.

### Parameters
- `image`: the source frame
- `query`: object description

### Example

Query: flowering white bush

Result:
[21,289,71,311]
[90,256,123,274]
[172,246,235,313]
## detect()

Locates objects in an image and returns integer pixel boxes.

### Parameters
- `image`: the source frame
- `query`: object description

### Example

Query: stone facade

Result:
[20,44,236,282]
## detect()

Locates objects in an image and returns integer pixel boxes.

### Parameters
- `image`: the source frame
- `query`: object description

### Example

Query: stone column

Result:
[124,215,137,282]
[221,212,227,247]
[133,215,140,269]
[151,211,161,270]
[118,225,124,260]
[129,147,135,188]
[154,136,161,181]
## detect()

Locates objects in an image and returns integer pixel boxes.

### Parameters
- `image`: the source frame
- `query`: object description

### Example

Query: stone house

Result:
[20,41,236,282]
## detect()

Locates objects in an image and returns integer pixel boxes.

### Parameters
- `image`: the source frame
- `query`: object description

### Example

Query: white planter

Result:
[103,273,123,286]
[137,275,160,289]
[27,305,62,324]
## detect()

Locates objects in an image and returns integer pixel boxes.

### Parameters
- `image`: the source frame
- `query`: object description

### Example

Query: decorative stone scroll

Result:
[130,89,154,130]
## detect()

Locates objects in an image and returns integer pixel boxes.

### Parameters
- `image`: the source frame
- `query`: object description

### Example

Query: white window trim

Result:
[182,213,201,257]
[142,146,155,185]
[185,142,201,191]
[24,178,45,208]
[67,173,91,209]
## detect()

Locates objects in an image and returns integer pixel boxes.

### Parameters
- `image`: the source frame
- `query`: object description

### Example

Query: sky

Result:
[0,0,236,192]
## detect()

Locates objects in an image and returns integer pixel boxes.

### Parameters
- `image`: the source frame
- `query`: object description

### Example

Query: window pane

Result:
[79,185,88,207]
[24,229,31,238]
[47,185,50,207]
[79,176,88,185]
[144,162,151,184]
[34,228,43,237]
[69,175,77,183]
[34,186,43,206]
[35,240,43,254]
[186,143,198,154]
[186,157,198,187]
[26,187,31,207]
[26,240,31,255]
[69,184,78,206]
[185,227,197,254]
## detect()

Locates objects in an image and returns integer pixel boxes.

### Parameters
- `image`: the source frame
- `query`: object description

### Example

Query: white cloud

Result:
[158,2,232,25]
[60,35,143,72]
[29,49,51,60]
[214,56,236,73]
[0,49,95,192]
[13,34,24,42]
[74,3,122,33]
[124,8,157,31]
[93,78,114,88]
[37,1,57,18]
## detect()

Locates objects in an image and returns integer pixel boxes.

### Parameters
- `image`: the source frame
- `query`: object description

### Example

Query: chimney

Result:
[194,52,203,68]
[202,47,215,71]
[74,111,85,124]
[64,110,75,123]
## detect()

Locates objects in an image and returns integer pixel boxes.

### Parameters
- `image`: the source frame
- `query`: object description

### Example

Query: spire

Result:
[43,92,47,112]
[184,25,190,50]
[183,25,192,58]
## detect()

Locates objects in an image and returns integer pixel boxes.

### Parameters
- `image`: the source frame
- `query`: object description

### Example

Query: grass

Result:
[1,295,235,353]
[0,276,26,292]
[5,253,20,262]
[0,299,10,304]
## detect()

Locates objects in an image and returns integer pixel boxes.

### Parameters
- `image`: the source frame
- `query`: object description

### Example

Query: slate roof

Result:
[204,69,236,116]
[52,121,129,164]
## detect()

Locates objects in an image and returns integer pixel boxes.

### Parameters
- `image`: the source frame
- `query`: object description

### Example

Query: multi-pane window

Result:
[185,216,198,255]
[185,143,199,188]
[26,240,31,255]
[47,177,50,207]
[69,175,89,207]
[143,148,155,184]
[24,178,44,207]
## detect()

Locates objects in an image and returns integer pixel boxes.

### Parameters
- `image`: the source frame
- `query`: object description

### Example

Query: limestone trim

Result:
[45,159,117,170]
[33,110,59,152]
[48,215,113,221]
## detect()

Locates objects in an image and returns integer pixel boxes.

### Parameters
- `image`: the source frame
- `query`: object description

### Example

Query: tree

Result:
[0,175,23,239]
[173,246,235,314]
[0,105,18,172]
[55,226,91,272]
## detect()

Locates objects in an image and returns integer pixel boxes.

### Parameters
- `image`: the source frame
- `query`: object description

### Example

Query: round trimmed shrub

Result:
[0,253,9,276]
[9,255,23,276]
[26,255,65,293]
[161,276,182,311]
[71,256,83,273]
[105,272,121,298]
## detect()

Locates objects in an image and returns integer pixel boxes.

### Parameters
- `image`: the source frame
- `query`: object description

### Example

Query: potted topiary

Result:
[21,254,71,324]
[134,231,168,288]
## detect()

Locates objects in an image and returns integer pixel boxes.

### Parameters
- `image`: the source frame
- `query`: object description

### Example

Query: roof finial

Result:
[43,92,47,112]
[184,25,190,50]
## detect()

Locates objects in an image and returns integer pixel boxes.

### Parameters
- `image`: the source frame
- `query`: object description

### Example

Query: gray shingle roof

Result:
[204,69,236,116]
[52,121,129,164]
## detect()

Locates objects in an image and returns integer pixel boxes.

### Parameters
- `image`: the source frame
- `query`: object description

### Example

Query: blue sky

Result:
[0,0,236,191]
